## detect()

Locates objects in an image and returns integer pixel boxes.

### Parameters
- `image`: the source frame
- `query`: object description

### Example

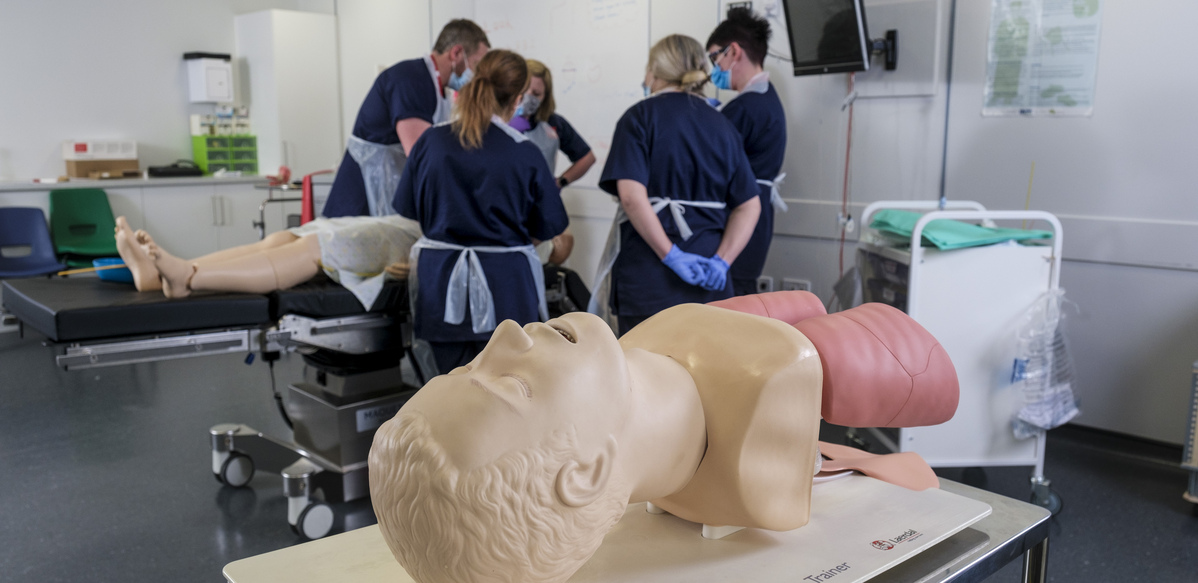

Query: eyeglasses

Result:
[708,45,731,66]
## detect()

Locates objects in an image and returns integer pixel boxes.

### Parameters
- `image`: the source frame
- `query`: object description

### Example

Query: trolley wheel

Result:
[291,502,335,540]
[1031,488,1063,515]
[219,452,255,488]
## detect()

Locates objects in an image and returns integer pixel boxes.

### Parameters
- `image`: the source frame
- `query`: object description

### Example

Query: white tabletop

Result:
[224,475,993,583]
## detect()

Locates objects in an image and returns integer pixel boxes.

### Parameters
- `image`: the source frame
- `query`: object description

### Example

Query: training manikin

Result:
[368,291,960,583]
[114,215,420,310]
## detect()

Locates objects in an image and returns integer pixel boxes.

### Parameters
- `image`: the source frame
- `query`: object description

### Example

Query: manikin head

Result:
[369,313,636,583]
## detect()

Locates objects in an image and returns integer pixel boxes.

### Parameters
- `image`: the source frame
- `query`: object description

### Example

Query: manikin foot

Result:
[146,242,195,299]
[134,228,155,247]
[114,216,162,291]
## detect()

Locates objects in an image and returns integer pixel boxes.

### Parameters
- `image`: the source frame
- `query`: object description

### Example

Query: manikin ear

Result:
[555,436,617,508]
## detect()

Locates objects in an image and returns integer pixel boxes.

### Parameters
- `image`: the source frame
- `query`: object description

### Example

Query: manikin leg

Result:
[193,230,301,267]
[150,235,321,298]
[116,216,301,292]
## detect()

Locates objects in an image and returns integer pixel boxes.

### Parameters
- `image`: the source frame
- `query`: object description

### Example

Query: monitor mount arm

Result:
[870,29,898,71]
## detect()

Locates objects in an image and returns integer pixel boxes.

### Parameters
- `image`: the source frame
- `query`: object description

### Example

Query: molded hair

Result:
[433,19,491,55]
[526,59,556,124]
[453,50,530,150]
[369,412,628,583]
[705,6,771,67]
[648,34,709,94]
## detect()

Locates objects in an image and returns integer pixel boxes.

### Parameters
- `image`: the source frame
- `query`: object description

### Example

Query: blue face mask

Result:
[447,66,473,91]
[710,63,732,91]
[642,84,651,97]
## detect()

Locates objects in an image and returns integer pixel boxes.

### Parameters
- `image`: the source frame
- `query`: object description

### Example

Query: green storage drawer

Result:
[192,134,257,175]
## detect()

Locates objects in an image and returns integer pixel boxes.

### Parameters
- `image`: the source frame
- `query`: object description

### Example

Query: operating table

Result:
[1,274,427,539]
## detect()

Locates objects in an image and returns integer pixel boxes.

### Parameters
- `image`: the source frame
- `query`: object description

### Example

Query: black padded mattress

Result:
[271,273,408,319]
[2,274,409,343]
[2,278,270,342]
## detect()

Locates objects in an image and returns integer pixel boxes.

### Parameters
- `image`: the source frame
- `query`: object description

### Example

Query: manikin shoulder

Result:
[621,303,824,531]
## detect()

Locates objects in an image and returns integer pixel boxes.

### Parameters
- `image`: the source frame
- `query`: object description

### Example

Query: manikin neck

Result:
[620,348,707,503]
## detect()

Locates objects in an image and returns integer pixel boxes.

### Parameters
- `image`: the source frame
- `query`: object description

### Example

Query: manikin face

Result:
[401,312,631,473]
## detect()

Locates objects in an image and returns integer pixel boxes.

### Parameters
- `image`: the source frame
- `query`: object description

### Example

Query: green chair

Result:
[49,188,119,268]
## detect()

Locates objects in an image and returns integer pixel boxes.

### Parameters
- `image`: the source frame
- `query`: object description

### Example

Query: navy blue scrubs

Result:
[599,91,758,325]
[545,114,591,161]
[325,58,440,218]
[395,121,568,369]
[721,80,787,296]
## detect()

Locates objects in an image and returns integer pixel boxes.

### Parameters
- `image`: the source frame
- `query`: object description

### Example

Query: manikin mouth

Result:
[549,323,576,343]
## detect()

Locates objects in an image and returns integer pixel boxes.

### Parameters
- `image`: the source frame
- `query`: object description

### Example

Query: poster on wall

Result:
[983,0,1103,116]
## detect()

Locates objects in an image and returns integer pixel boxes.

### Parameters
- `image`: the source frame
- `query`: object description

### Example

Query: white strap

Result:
[756,172,788,213]
[586,196,727,324]
[652,197,727,241]
[410,237,545,334]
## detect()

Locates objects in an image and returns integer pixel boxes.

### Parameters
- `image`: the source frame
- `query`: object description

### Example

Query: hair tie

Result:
[680,70,708,86]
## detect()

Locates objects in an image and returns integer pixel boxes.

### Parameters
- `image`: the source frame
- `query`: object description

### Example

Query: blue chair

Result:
[0,207,68,278]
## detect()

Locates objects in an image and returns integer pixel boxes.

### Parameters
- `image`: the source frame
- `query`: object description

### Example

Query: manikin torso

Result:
[619,303,823,530]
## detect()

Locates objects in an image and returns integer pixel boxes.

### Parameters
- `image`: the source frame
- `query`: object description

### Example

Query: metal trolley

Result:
[852,200,1064,514]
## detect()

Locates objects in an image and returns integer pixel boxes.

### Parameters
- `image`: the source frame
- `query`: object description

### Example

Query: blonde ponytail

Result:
[647,34,710,94]
[454,77,497,149]
[452,50,530,150]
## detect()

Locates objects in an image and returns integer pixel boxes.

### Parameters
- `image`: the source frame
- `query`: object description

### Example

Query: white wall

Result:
[0,0,328,182]
[336,0,431,142]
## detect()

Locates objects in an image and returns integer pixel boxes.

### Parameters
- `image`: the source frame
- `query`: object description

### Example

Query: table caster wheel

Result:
[1031,488,1063,515]
[220,452,255,488]
[291,502,335,540]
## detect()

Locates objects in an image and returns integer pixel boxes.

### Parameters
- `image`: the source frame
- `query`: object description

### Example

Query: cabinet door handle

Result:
[212,197,220,226]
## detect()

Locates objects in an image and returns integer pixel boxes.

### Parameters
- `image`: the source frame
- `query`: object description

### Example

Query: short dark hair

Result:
[706,7,771,67]
[433,19,491,55]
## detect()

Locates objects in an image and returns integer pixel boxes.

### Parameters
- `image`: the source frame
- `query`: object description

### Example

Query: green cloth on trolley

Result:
[870,209,1053,251]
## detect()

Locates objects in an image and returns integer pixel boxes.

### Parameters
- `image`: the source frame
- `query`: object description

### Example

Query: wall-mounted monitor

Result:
[782,0,871,76]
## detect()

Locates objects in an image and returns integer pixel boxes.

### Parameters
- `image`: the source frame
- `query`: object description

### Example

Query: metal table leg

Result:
[1022,537,1049,583]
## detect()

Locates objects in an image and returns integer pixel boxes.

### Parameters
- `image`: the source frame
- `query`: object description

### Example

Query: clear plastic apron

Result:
[586,197,727,324]
[345,55,451,217]
[524,122,560,174]
[409,237,547,335]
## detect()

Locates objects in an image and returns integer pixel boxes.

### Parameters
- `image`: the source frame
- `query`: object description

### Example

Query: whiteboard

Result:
[475,0,651,189]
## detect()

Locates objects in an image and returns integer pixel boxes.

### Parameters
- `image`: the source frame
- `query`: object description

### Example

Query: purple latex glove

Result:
[661,245,709,286]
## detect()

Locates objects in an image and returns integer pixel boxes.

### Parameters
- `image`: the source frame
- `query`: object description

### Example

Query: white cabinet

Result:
[0,179,269,261]
[235,10,343,178]
[141,185,222,259]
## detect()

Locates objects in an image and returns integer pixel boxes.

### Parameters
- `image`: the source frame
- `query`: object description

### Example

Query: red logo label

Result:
[74,143,87,153]
[871,540,895,551]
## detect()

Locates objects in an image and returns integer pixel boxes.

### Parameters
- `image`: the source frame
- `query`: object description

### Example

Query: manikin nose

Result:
[489,320,534,353]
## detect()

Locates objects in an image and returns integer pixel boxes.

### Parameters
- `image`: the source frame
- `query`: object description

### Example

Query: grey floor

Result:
[2,325,1197,582]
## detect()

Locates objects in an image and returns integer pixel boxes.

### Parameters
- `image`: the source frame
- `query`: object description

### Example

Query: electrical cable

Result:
[268,358,293,430]
[838,72,856,277]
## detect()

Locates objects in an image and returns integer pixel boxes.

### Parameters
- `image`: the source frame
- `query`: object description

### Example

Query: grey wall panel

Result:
[1059,260,1198,444]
